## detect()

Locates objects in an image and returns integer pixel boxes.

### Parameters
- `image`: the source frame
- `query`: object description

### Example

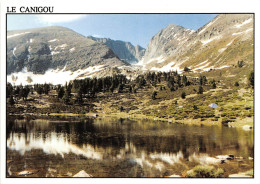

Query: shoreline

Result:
[8,110,253,130]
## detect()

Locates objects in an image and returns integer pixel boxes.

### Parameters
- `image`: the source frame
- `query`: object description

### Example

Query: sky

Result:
[7,14,217,48]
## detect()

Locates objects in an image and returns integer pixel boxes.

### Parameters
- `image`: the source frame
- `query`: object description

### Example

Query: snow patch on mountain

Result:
[192,60,208,69]
[189,30,195,34]
[235,18,252,28]
[218,48,226,53]
[135,58,144,66]
[7,65,105,85]
[7,32,30,39]
[12,47,17,57]
[226,40,234,47]
[55,44,67,50]
[232,28,253,36]
[193,62,210,71]
[215,65,230,70]
[48,39,58,42]
[246,28,253,33]
[76,65,105,79]
[232,32,244,36]
[156,56,166,63]
[69,48,75,52]
[201,36,222,45]
[150,61,181,72]
[51,51,60,55]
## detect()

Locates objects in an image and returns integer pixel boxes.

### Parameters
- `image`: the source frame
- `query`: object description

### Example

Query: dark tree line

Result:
[7,83,30,103]
[7,71,215,105]
[72,74,128,97]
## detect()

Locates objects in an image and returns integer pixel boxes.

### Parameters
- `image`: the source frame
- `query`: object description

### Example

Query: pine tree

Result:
[75,90,83,105]
[199,76,207,85]
[43,83,50,95]
[237,60,244,68]
[62,90,70,104]
[181,92,186,99]
[177,75,181,86]
[182,75,188,86]
[9,94,15,106]
[184,66,191,72]
[7,83,13,98]
[129,86,133,93]
[198,86,204,94]
[152,91,157,100]
[212,80,217,89]
[118,84,124,93]
[57,87,64,99]
[249,71,254,88]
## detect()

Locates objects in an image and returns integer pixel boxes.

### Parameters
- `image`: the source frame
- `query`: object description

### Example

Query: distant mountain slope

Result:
[87,36,145,64]
[141,24,194,65]
[139,14,253,73]
[7,26,127,75]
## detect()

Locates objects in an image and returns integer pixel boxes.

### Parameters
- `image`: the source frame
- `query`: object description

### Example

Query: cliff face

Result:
[88,36,145,64]
[142,24,194,64]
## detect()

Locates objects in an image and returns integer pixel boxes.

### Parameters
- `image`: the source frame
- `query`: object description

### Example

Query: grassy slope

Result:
[7,65,254,128]
[90,69,254,128]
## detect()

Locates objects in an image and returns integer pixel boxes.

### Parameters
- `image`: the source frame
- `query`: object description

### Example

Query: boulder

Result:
[243,125,253,131]
[18,169,38,176]
[73,170,92,177]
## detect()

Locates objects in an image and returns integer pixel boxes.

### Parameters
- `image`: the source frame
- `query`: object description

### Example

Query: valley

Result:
[6,14,254,178]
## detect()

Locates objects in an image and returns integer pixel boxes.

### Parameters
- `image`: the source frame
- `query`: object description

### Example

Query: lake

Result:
[6,117,254,177]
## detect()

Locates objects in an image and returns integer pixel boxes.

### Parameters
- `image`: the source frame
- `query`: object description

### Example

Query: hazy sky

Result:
[7,14,217,48]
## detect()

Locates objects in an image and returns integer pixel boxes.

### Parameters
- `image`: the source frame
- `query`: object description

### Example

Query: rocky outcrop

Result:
[88,36,145,64]
[143,24,193,63]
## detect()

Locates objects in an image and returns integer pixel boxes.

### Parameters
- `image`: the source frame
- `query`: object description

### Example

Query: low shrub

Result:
[222,117,235,124]
[185,165,224,178]
[211,118,219,121]
[245,169,254,177]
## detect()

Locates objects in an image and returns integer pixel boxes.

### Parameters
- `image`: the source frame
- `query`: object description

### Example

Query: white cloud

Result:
[36,14,87,24]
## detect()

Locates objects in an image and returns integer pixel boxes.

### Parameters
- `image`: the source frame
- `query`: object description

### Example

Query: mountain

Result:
[7,26,128,84]
[87,36,145,64]
[7,14,253,85]
[139,14,253,73]
[141,24,194,65]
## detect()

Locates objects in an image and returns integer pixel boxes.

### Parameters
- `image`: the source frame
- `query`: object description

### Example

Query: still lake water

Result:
[7,117,254,177]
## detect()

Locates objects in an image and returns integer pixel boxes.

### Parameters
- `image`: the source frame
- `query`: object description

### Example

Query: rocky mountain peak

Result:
[139,14,253,73]
[87,36,145,64]
[7,26,126,75]
[142,24,194,65]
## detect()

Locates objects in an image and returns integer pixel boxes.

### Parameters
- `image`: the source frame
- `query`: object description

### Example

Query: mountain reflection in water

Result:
[6,118,254,177]
[8,132,103,159]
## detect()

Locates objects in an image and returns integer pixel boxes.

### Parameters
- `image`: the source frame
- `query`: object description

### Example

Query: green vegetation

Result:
[237,60,245,68]
[234,82,239,87]
[7,67,254,128]
[185,165,224,178]
[184,66,191,72]
[152,91,157,100]
[245,169,254,177]
[181,92,186,99]
[197,86,204,94]
[248,71,254,88]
